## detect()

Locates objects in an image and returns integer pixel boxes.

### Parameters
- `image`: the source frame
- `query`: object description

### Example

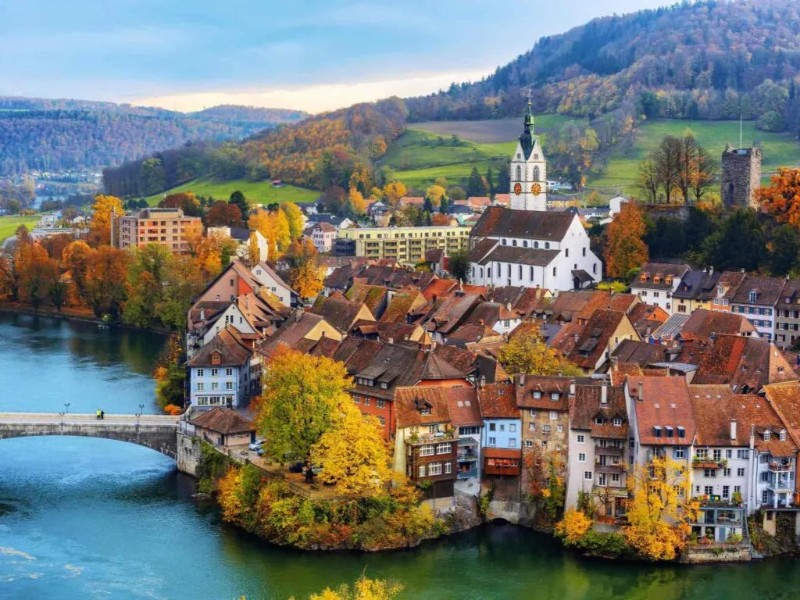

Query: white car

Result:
[248,439,264,451]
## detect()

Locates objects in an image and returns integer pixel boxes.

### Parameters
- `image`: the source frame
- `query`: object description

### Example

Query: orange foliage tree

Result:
[758,167,800,229]
[604,201,649,279]
[88,195,124,246]
[205,201,242,227]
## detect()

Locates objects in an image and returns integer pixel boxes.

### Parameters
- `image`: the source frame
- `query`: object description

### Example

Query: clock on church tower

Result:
[509,99,548,211]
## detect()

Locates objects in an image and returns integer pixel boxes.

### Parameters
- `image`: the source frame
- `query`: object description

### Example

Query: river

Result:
[3,312,800,599]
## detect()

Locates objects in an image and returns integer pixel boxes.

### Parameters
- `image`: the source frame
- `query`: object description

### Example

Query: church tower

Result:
[510,100,547,211]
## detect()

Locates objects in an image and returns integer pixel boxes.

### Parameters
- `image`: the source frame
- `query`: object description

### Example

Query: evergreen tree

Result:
[228,190,250,218]
[485,167,496,196]
[701,209,766,272]
[467,167,487,197]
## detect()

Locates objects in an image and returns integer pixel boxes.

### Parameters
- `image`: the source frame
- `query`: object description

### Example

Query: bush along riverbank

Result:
[201,453,480,552]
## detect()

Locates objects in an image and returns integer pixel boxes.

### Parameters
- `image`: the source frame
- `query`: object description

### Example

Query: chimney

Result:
[569,380,576,396]
[730,419,737,441]
[506,302,512,312]
[517,374,524,388]
[480,375,486,388]
[601,384,608,405]
[200,308,205,322]
[709,266,714,275]
[750,424,755,450]
[387,337,393,344]
[637,381,644,402]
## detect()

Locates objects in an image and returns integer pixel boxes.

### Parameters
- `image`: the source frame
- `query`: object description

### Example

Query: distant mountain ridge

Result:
[0,97,307,176]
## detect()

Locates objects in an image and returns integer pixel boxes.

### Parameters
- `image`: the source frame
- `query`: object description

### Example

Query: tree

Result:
[653,136,681,203]
[348,187,367,215]
[425,184,447,208]
[248,209,291,258]
[767,224,800,276]
[304,576,403,600]
[467,167,488,197]
[124,244,173,328]
[700,209,766,272]
[692,145,718,201]
[758,168,800,229]
[290,259,324,301]
[88,194,124,246]
[604,201,649,278]
[448,249,470,283]
[382,182,407,206]
[624,456,698,561]
[311,402,392,496]
[161,192,201,216]
[431,213,451,226]
[228,190,249,219]
[83,246,129,319]
[280,202,305,240]
[256,348,353,464]
[18,245,59,310]
[555,509,593,545]
[498,331,581,376]
[205,201,242,227]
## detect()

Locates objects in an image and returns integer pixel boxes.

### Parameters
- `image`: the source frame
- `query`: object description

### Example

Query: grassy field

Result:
[589,119,800,194]
[0,215,40,242]
[145,177,319,206]
[412,114,577,143]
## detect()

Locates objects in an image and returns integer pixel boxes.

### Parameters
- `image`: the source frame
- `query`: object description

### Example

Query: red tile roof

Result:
[627,376,696,446]
[478,382,520,419]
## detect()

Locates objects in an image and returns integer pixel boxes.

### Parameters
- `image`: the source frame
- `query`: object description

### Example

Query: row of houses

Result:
[630,262,800,350]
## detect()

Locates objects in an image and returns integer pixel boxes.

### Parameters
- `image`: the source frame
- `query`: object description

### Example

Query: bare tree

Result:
[637,157,659,203]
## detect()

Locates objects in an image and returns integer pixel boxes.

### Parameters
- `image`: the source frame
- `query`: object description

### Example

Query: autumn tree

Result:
[290,259,324,301]
[758,167,800,229]
[604,201,649,279]
[205,200,242,227]
[311,402,392,496]
[83,246,129,319]
[555,508,593,545]
[425,184,447,208]
[0,225,33,300]
[61,240,95,304]
[624,456,698,561]
[304,576,403,600]
[161,192,201,216]
[18,244,59,310]
[348,186,367,215]
[256,348,353,464]
[280,202,305,240]
[124,243,173,328]
[431,213,451,226]
[88,194,124,246]
[382,181,407,206]
[498,330,581,376]
[228,190,250,219]
[248,208,291,258]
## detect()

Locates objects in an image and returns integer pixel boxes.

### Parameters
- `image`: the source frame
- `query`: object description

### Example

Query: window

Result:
[509,423,517,433]
[196,383,204,391]
[704,469,716,478]
[525,440,533,448]
[541,441,548,449]
[584,471,593,480]
[428,463,442,476]
[726,449,733,459]
[734,485,741,494]
[579,453,586,462]
[673,448,685,459]
[557,425,563,433]
[613,417,623,426]
[612,474,621,483]
[418,465,426,478]
[488,437,497,446]
[565,248,569,258]
[419,445,434,457]
[225,368,233,376]
[550,392,560,401]
[444,462,452,475]
[722,486,730,499]
[713,449,722,461]
[225,382,233,390]
[542,425,551,434]
[528,422,536,431]
[376,399,385,409]
[723,468,731,477]
[552,266,556,277]
[737,468,745,477]
[704,486,714,496]
[436,443,451,455]
[577,434,585,443]
[762,491,769,504]
[196,369,204,377]
[364,398,371,406]
[550,411,558,420]
[696,448,708,459]
[737,449,749,459]
[499,424,505,432]
[761,472,770,483]
[210,368,219,377]
[509,438,517,448]
[489,423,496,431]
[597,473,607,486]
[210,382,219,391]
[583,247,586,257]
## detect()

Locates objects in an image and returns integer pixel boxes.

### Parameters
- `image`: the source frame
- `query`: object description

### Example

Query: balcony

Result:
[406,429,458,446]
[692,458,726,470]
[769,460,793,473]
[595,445,624,456]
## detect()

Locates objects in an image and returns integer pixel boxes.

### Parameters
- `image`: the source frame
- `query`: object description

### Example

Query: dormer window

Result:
[654,426,662,438]
[211,353,221,366]
[677,426,685,438]
[533,391,542,399]
[780,429,787,441]
[640,273,648,282]
[665,276,673,286]
[595,417,604,425]
[749,289,758,303]
[614,418,623,427]
[420,407,431,416]
[666,426,674,437]
[380,382,388,389]
[764,430,771,441]
[550,392,560,401]
[653,275,662,284]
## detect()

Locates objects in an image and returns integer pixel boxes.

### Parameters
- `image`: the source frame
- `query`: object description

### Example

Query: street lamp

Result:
[64,402,70,415]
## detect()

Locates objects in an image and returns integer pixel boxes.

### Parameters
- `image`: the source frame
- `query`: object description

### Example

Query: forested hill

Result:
[0,97,307,175]
[407,0,800,129]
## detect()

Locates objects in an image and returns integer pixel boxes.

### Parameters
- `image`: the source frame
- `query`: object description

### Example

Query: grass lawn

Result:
[411,114,577,143]
[145,177,319,206]
[0,215,39,242]
[589,119,800,194]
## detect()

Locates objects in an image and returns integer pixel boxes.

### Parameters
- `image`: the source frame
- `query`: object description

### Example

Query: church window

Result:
[565,248,569,258]
[530,266,534,280]
[507,264,511,277]
[502,239,507,245]
[553,267,557,277]
[534,241,539,249]
[533,166,540,181]
[519,265,523,279]
[582,247,586,257]
[593,264,597,274]
[516,166,521,181]
[523,241,528,248]
[512,240,517,247]
[545,242,550,249]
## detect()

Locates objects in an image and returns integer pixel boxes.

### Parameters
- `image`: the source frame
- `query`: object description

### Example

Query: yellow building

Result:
[334,225,471,263]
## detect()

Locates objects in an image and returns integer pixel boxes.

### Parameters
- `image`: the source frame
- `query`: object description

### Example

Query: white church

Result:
[468,102,602,291]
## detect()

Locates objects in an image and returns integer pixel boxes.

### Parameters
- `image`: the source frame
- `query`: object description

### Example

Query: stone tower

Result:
[721,145,762,209]
[509,100,547,211]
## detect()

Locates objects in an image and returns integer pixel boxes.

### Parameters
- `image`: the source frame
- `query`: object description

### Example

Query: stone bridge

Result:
[0,413,180,458]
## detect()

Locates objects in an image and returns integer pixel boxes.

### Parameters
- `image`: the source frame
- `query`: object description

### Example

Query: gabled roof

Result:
[394,386,451,428]
[627,376,696,446]
[515,375,574,410]
[190,408,255,435]
[310,294,375,333]
[763,382,800,452]
[474,245,560,267]
[253,261,293,293]
[421,351,468,381]
[344,283,388,317]
[426,292,483,335]
[420,278,458,302]
[611,339,666,367]
[351,343,425,400]
[470,206,575,241]
[681,308,756,341]
[730,274,787,306]
[630,262,689,290]
[690,385,797,455]
[478,382,520,419]
[672,269,722,301]
[550,309,632,370]
[444,386,482,428]
[188,325,252,367]
[569,383,628,439]
[257,312,340,360]
[380,289,427,323]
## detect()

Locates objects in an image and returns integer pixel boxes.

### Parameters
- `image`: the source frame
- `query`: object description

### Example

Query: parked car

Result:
[256,447,265,456]
[248,439,264,451]
[288,461,304,473]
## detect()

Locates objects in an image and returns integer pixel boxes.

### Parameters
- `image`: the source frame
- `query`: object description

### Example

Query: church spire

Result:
[524,91,534,134]
[519,93,535,159]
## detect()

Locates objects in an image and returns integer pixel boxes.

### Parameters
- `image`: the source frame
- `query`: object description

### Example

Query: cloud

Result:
[132,69,490,113]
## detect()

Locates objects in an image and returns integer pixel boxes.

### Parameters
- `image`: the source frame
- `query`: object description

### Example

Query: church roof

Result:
[519,101,537,160]
[470,207,574,241]
[475,245,559,267]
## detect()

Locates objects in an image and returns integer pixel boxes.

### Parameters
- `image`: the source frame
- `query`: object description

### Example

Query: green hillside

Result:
[145,177,319,206]
[589,119,800,194]
[0,215,39,242]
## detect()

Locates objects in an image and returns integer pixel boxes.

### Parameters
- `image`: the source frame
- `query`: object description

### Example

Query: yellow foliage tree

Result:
[289,258,324,300]
[758,167,800,229]
[304,576,403,600]
[604,201,649,279]
[280,202,305,240]
[623,456,698,561]
[382,182,407,207]
[248,209,291,258]
[425,184,447,208]
[311,403,392,496]
[498,331,582,376]
[348,187,368,215]
[555,509,593,545]
[88,194,124,247]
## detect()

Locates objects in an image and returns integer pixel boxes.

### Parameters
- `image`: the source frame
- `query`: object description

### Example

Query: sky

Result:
[0,0,672,114]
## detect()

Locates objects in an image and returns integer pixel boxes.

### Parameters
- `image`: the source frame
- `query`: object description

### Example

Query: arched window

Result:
[533,166,540,181]
[516,165,522,181]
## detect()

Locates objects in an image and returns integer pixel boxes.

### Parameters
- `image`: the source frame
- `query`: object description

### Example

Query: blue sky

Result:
[0,1,671,113]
